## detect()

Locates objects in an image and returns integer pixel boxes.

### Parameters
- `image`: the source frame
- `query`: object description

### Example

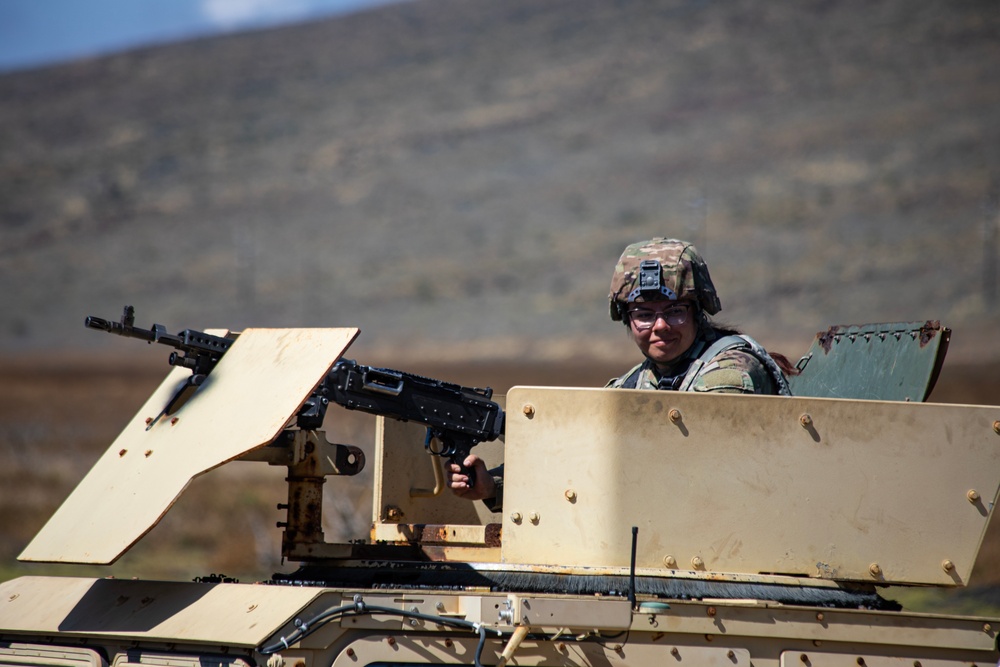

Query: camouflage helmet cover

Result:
[608,238,722,321]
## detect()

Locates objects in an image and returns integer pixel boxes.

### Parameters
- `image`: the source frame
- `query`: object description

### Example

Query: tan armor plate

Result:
[19,327,358,565]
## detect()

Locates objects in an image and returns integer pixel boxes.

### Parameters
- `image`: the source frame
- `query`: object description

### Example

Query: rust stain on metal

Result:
[425,526,451,542]
[918,320,940,347]
[816,326,842,354]
[485,523,502,547]
[288,484,324,537]
[412,523,501,546]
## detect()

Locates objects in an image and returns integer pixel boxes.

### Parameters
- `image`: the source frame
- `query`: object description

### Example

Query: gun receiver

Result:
[324,359,505,485]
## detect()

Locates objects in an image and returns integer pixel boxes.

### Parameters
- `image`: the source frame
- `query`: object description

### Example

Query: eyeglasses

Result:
[627,303,692,330]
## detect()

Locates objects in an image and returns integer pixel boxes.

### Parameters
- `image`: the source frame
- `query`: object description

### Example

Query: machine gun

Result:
[85,306,504,483]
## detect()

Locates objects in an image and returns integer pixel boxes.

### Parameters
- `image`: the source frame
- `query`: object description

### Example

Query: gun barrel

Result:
[84,314,156,342]
[84,316,112,331]
[85,308,230,374]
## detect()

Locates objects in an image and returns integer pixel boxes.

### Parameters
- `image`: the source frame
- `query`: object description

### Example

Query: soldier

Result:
[605,237,794,393]
[449,237,793,509]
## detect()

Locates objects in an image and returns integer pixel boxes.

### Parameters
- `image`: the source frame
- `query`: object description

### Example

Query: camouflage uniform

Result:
[606,330,780,394]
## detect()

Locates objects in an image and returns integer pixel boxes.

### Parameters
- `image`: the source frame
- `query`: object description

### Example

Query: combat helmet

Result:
[609,238,721,322]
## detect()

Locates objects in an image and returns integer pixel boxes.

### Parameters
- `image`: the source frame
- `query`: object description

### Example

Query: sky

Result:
[0,0,400,73]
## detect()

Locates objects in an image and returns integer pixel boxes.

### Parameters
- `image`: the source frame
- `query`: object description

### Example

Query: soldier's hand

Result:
[447,455,495,501]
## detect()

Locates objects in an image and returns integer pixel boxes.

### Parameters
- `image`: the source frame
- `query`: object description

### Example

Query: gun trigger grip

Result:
[453,454,477,489]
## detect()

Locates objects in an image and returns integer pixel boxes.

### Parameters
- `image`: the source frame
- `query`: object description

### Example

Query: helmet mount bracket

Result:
[626,259,678,303]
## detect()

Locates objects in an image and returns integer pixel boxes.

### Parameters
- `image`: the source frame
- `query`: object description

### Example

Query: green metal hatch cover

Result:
[788,321,950,402]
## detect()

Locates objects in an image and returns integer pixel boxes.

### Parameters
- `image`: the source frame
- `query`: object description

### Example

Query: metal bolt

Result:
[522,404,535,418]
[510,512,523,524]
[800,413,813,428]
[942,559,955,572]
[444,638,453,648]
[529,512,540,524]
[993,421,1000,434]
[691,556,705,569]
[728,651,736,660]
[671,648,680,657]
[857,658,865,666]
[386,637,396,646]
[816,612,824,622]
[144,450,153,457]
[145,417,153,424]
[869,563,882,577]
[707,606,717,617]
[119,449,127,457]
[565,489,577,502]
[170,417,179,425]
[984,623,993,633]
[663,555,677,568]
[704,634,714,642]
[800,655,809,663]
[345,648,355,658]
[968,489,980,503]
[669,409,682,423]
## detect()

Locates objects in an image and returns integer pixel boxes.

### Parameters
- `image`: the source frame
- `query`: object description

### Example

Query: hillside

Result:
[1,0,998,365]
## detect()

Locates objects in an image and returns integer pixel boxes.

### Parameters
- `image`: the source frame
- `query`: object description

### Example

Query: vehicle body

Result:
[3,322,998,667]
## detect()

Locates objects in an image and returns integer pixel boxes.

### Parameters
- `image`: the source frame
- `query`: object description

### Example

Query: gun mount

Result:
[3,316,1000,667]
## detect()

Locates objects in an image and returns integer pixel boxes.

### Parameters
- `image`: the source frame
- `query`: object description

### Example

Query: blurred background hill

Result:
[2,0,1000,611]
[2,0,998,363]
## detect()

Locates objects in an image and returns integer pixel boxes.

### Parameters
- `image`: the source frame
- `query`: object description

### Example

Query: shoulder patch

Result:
[691,367,755,393]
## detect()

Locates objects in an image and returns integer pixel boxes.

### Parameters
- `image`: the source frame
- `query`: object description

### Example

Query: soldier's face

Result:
[628,299,698,368]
